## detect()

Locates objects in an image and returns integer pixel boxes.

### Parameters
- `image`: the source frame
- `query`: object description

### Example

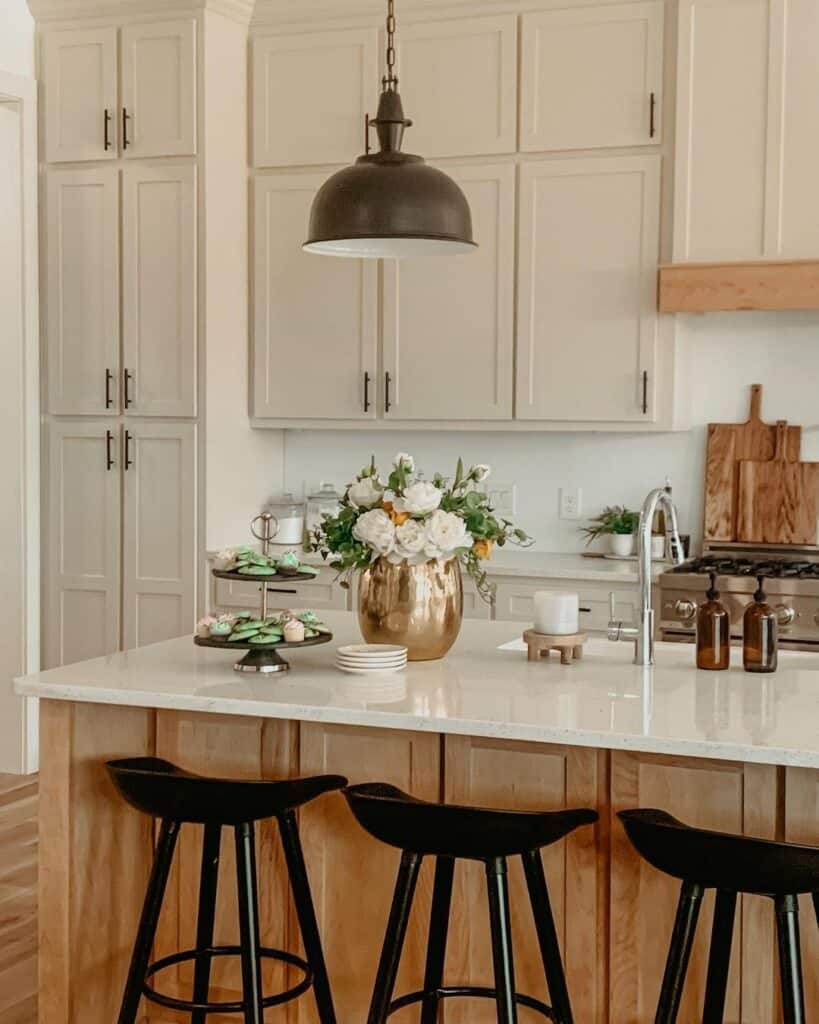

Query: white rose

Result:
[400,481,442,516]
[348,476,384,509]
[474,464,491,483]
[388,518,428,565]
[394,452,415,472]
[424,509,472,561]
[353,509,395,555]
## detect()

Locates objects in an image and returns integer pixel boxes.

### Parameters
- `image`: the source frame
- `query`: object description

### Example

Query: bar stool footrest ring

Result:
[388,985,557,1021]
[142,944,313,1013]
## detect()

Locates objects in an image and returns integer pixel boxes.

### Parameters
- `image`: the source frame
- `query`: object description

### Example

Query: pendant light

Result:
[303,0,477,259]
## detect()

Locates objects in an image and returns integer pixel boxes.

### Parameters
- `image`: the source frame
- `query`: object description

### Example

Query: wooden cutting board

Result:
[704,384,801,540]
[737,421,819,544]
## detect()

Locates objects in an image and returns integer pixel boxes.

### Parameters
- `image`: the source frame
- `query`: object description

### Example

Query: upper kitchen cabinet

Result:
[43,27,118,163]
[122,164,197,417]
[516,155,661,422]
[520,2,664,153]
[45,167,119,416]
[120,20,197,159]
[252,28,378,167]
[41,20,197,163]
[390,15,517,158]
[381,162,515,420]
[252,172,378,419]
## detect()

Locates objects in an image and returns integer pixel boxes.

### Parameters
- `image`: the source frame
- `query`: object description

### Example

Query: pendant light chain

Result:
[384,0,398,90]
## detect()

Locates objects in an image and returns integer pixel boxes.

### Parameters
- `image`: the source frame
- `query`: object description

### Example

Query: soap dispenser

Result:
[696,572,731,670]
[743,575,778,674]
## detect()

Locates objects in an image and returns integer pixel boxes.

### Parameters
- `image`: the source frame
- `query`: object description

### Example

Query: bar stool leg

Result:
[486,857,518,1024]
[702,889,736,1024]
[654,880,704,1024]
[117,819,180,1024]
[235,821,264,1024]
[522,849,574,1024]
[420,856,455,1024]
[367,850,423,1024]
[775,894,806,1024]
[278,809,337,1024]
[191,823,221,1024]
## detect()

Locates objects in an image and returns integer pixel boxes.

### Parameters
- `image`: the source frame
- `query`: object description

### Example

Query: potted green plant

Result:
[580,505,639,556]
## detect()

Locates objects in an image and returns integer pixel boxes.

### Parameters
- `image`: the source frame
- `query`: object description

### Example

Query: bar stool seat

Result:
[346,782,598,1024]
[108,757,346,1024]
[620,808,819,1024]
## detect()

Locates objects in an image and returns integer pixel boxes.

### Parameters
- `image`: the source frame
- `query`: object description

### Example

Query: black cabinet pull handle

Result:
[579,607,592,614]
[105,368,114,409]
[265,587,298,595]
[649,92,656,139]
[364,371,371,412]
[642,370,649,414]
[105,430,115,471]
[122,107,131,150]
[385,371,392,413]
[364,112,371,154]
[124,429,134,470]
[124,367,133,409]
[104,109,112,151]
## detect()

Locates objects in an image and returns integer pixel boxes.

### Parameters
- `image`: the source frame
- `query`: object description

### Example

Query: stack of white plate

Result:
[335,643,408,675]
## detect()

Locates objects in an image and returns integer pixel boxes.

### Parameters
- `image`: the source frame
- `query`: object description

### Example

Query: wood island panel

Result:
[783,767,819,1018]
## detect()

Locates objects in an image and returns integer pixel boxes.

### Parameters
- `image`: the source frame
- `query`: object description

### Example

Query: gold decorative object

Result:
[358,557,463,661]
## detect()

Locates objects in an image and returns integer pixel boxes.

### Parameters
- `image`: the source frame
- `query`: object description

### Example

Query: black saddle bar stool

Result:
[345,782,598,1024]
[108,757,346,1024]
[620,808,819,1024]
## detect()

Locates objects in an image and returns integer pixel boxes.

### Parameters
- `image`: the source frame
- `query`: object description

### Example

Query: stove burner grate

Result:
[669,555,819,579]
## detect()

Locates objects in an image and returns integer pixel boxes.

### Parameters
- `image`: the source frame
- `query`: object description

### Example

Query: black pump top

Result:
[706,571,720,602]
[754,574,768,603]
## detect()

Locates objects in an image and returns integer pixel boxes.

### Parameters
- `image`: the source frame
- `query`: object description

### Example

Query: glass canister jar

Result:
[305,482,342,549]
[263,493,306,546]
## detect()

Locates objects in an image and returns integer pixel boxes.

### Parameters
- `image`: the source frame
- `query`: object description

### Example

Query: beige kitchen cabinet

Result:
[252,27,378,167]
[516,155,661,422]
[122,422,197,649]
[211,566,351,614]
[492,576,640,636]
[381,162,515,421]
[122,164,197,417]
[120,19,197,159]
[390,15,517,159]
[45,167,120,416]
[45,421,121,668]
[43,27,118,163]
[252,172,378,420]
[520,2,664,153]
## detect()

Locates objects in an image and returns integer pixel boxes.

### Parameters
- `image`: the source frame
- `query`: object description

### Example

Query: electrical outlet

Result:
[487,483,516,517]
[559,487,582,520]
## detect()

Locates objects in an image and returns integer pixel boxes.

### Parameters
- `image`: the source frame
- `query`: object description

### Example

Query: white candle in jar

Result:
[533,591,579,635]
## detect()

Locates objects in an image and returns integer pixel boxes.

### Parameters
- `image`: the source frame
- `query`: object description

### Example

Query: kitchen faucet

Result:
[608,487,685,666]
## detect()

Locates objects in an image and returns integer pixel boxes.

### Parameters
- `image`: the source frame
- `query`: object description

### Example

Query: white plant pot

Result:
[609,534,636,557]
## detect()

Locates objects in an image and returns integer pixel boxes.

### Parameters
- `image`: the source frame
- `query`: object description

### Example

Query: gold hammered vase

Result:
[358,557,464,661]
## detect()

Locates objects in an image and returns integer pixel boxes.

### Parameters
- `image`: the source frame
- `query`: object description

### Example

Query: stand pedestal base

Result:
[234,649,290,673]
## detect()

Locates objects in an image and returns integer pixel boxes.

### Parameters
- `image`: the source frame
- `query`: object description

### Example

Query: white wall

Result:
[275,311,819,553]
[0,0,34,78]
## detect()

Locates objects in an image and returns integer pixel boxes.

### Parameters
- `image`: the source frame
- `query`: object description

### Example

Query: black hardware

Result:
[642,370,648,414]
[122,107,131,150]
[105,368,114,409]
[364,371,371,412]
[106,430,115,471]
[265,588,298,596]
[124,430,133,470]
[124,367,133,409]
[579,607,592,614]
[365,113,371,155]
[385,372,392,413]
[104,109,112,151]
[649,92,657,139]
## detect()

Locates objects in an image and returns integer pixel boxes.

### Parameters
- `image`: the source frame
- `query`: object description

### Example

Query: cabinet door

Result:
[252,28,378,167]
[784,768,819,1017]
[391,15,517,158]
[120,19,197,158]
[45,421,120,669]
[252,173,378,420]
[516,155,660,423]
[122,164,197,418]
[673,0,771,261]
[521,2,663,152]
[43,27,117,163]
[382,162,514,421]
[493,578,639,635]
[45,168,120,416]
[211,569,350,613]
[122,422,197,649]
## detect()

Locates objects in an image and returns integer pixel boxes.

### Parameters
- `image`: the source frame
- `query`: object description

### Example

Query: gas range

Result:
[658,543,819,649]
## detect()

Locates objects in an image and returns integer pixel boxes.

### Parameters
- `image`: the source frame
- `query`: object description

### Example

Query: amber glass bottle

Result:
[743,576,778,674]
[696,572,731,670]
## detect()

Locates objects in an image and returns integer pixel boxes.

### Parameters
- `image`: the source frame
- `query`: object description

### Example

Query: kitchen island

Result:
[17,611,819,1024]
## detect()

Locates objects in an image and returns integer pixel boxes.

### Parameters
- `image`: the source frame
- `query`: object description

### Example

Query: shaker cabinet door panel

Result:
[520,2,664,152]
[516,155,660,423]
[45,421,121,669]
[252,28,378,167]
[252,173,377,420]
[382,162,515,420]
[120,19,197,158]
[122,164,197,418]
[45,168,120,416]
[43,27,118,163]
[391,15,517,158]
[122,422,197,649]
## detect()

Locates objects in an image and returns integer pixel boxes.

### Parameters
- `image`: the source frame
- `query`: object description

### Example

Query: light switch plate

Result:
[559,487,582,520]
[487,483,516,517]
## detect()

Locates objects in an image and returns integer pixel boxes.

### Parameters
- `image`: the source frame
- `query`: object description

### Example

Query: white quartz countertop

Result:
[17,613,819,769]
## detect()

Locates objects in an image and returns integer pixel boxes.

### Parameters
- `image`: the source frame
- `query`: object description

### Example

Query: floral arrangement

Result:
[313,454,532,601]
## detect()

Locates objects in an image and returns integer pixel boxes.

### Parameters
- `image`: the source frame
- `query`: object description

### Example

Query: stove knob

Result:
[775,604,796,627]
[674,599,697,622]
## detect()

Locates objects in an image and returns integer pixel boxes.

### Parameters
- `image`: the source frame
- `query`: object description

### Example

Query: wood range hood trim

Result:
[658,258,819,314]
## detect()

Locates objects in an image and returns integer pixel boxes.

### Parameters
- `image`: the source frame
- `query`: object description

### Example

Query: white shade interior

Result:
[303,237,478,259]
